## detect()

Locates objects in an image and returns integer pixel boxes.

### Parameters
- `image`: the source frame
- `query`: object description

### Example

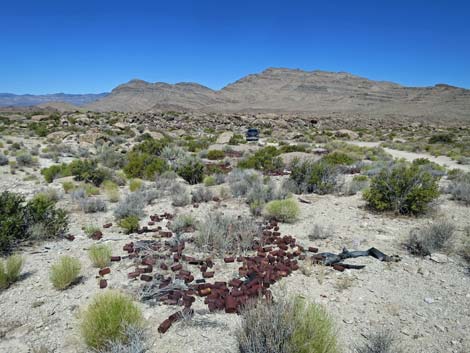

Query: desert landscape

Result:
[0,78,469,352]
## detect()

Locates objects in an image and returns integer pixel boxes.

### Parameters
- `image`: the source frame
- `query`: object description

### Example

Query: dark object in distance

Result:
[312,247,401,269]
[246,128,259,142]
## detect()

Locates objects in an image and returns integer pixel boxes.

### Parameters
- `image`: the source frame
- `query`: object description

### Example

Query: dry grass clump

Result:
[263,198,300,223]
[237,297,340,353]
[196,212,260,254]
[308,224,334,240]
[0,254,24,289]
[447,172,470,205]
[88,244,112,268]
[191,186,213,203]
[170,214,197,234]
[354,330,403,353]
[50,256,81,290]
[80,291,143,350]
[103,180,120,202]
[80,197,107,213]
[405,221,455,256]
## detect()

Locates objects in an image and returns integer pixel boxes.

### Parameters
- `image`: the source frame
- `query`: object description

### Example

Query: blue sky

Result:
[1,0,469,94]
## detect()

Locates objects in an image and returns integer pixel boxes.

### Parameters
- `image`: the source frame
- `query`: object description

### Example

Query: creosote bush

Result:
[238,146,285,173]
[119,216,140,234]
[363,161,439,215]
[263,198,300,223]
[176,156,205,184]
[237,296,340,353]
[80,291,144,350]
[88,244,112,268]
[50,256,81,290]
[0,254,24,289]
[405,221,455,256]
[289,159,339,195]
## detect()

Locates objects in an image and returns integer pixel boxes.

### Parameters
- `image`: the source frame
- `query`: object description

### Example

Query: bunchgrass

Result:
[103,180,120,202]
[263,198,300,223]
[80,291,144,350]
[50,256,81,290]
[129,178,143,192]
[88,244,112,268]
[0,254,24,289]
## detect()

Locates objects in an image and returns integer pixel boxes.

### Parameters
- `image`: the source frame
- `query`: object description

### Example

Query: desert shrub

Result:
[0,254,24,289]
[68,159,109,186]
[322,151,355,166]
[363,162,439,215]
[0,153,8,166]
[97,146,126,169]
[132,138,169,155]
[429,133,454,144]
[263,198,300,223]
[118,216,140,234]
[238,297,339,353]
[354,330,403,353]
[114,192,146,219]
[278,144,308,154]
[41,163,69,183]
[15,152,34,166]
[103,180,120,202]
[88,244,112,268]
[84,183,100,196]
[203,175,216,186]
[80,197,107,213]
[176,156,205,184]
[0,192,29,252]
[50,256,81,290]
[229,134,245,145]
[196,212,260,254]
[207,150,225,160]
[308,224,334,240]
[184,136,213,152]
[170,214,196,234]
[447,172,470,205]
[123,152,168,180]
[80,291,144,350]
[129,178,143,192]
[96,325,147,353]
[171,185,191,207]
[345,175,369,195]
[289,159,339,194]
[62,181,76,193]
[238,146,284,173]
[405,221,455,256]
[160,145,187,167]
[191,186,213,203]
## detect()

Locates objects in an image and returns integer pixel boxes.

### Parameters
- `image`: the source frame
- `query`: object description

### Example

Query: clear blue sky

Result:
[1,0,469,94]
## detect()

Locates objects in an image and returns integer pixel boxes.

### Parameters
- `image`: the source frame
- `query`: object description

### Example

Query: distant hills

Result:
[2,68,470,121]
[0,92,107,107]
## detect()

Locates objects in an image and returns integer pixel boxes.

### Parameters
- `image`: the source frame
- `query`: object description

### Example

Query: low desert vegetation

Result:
[80,291,144,350]
[263,198,300,223]
[129,178,143,192]
[363,161,440,215]
[207,149,225,160]
[0,191,68,252]
[0,254,24,289]
[196,212,260,254]
[308,224,334,240]
[447,171,470,205]
[237,296,340,353]
[354,330,403,353]
[88,244,112,268]
[170,213,197,234]
[191,186,213,203]
[289,159,339,194]
[238,146,285,173]
[176,155,205,184]
[103,180,120,202]
[50,256,81,290]
[405,221,455,256]
[118,215,140,234]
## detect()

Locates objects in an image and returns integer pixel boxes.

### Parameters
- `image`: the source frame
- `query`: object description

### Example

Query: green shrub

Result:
[278,144,308,154]
[176,156,205,184]
[0,191,68,253]
[203,175,216,186]
[323,151,355,166]
[229,134,246,145]
[238,297,339,353]
[123,152,168,180]
[429,133,454,144]
[88,244,112,268]
[50,256,81,290]
[363,162,439,215]
[41,163,69,183]
[207,150,225,160]
[289,159,339,194]
[132,138,169,155]
[263,198,300,223]
[80,291,143,350]
[129,178,143,192]
[238,146,284,173]
[62,181,76,193]
[68,159,108,186]
[84,183,100,196]
[0,254,24,289]
[118,216,140,234]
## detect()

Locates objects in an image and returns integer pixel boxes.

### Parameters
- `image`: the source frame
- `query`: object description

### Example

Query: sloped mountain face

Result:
[86,68,470,120]
[86,79,224,112]
[0,93,107,107]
